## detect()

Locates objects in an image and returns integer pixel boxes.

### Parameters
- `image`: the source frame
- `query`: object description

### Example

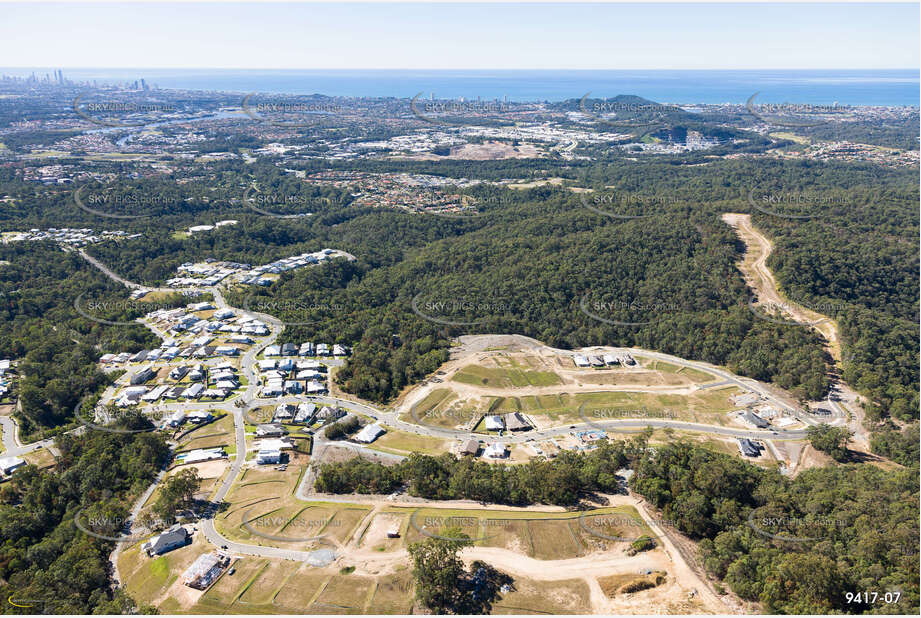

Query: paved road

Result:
[110,461,171,586]
[77,248,207,296]
[72,250,823,565]
[0,415,53,457]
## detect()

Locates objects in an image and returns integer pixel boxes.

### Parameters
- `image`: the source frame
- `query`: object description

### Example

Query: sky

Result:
[1,2,918,70]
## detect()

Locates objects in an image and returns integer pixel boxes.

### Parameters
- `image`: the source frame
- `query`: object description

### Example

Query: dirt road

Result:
[722,213,869,449]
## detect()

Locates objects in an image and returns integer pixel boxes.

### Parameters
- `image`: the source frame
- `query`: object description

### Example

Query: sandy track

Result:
[722,213,841,358]
[722,213,870,449]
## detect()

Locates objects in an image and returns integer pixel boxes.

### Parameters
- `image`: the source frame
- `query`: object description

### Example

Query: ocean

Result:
[3,68,918,106]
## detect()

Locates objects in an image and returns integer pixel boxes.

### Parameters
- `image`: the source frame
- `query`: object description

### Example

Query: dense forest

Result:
[2,153,915,443]
[0,414,170,614]
[632,442,919,614]
[0,242,165,438]
[315,441,632,506]
[748,163,918,426]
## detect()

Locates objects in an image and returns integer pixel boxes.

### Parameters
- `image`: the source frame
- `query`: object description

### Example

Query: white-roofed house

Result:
[484,415,505,431]
[354,423,386,443]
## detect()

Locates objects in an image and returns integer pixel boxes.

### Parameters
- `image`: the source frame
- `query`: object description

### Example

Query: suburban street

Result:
[53,249,836,567]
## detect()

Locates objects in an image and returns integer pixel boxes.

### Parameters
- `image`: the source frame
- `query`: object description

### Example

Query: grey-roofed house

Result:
[742,411,769,429]
[738,438,761,457]
[316,405,344,422]
[503,412,532,431]
[142,524,190,556]
[459,439,480,456]
[294,403,316,424]
[256,423,288,437]
[130,366,156,385]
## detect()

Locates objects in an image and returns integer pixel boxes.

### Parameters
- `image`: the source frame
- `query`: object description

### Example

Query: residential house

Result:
[141,385,170,402]
[164,386,185,399]
[256,423,288,437]
[256,448,281,465]
[129,350,148,363]
[180,383,205,399]
[503,412,531,431]
[741,411,769,429]
[142,524,190,556]
[274,403,296,422]
[459,439,480,456]
[187,410,213,424]
[261,380,284,397]
[316,406,344,423]
[484,415,505,431]
[738,438,761,457]
[293,403,316,424]
[130,366,156,385]
[0,456,25,476]
[484,443,508,459]
[182,553,229,589]
[306,379,327,394]
[354,423,385,443]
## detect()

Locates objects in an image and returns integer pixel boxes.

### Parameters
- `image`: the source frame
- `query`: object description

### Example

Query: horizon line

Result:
[3,66,919,71]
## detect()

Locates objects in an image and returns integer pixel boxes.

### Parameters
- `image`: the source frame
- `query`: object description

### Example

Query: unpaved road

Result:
[722,214,841,358]
[342,494,730,614]
[722,213,870,449]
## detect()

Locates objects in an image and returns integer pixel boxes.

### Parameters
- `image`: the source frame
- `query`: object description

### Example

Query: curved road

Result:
[71,250,817,566]
[722,213,868,446]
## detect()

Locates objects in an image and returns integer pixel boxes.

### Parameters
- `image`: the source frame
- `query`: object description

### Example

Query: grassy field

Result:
[403,388,481,429]
[192,560,415,615]
[270,566,333,611]
[365,569,415,614]
[119,535,224,613]
[769,131,810,144]
[22,447,56,469]
[464,387,741,427]
[492,576,592,614]
[236,560,293,605]
[216,481,370,551]
[452,362,561,389]
[412,387,456,413]
[643,360,714,383]
[125,501,654,614]
[314,572,377,612]
[176,414,235,452]
[376,505,652,559]
[598,570,667,598]
[368,429,450,455]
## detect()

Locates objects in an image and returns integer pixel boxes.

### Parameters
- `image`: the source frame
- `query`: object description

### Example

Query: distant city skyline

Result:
[2,2,919,70]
